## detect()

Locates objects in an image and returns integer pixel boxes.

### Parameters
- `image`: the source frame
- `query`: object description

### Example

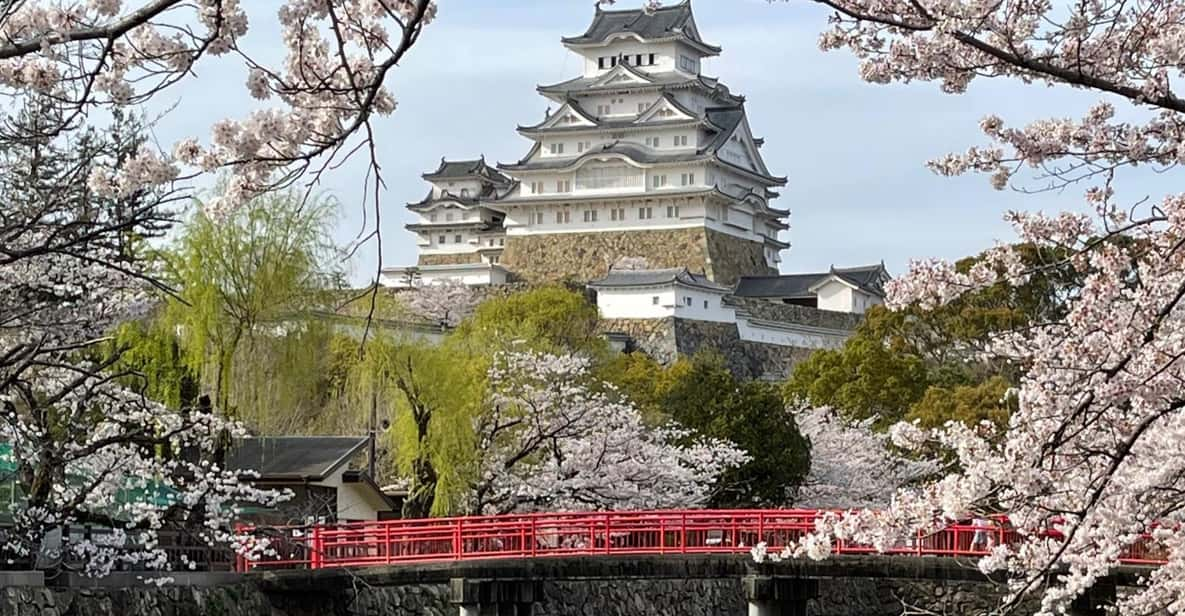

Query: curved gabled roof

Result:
[423,157,514,184]
[562,1,721,55]
[537,71,741,104]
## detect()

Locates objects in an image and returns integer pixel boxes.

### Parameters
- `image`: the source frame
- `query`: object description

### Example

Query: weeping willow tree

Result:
[333,333,487,517]
[156,185,344,430]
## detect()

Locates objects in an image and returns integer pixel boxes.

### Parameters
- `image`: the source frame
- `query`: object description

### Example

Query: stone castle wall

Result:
[0,570,1023,616]
[599,310,856,381]
[673,320,817,380]
[500,228,774,285]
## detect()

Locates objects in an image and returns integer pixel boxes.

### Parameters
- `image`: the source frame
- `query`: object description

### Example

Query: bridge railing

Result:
[232,509,1163,572]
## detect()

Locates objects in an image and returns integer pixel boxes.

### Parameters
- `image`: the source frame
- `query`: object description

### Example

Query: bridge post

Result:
[450,578,542,616]
[1068,580,1117,616]
[744,576,818,616]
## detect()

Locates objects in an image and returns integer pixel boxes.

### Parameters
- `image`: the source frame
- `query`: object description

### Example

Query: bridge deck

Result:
[235,509,1166,572]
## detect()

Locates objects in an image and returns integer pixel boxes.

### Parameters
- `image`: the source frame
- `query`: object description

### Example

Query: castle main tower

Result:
[391,1,790,287]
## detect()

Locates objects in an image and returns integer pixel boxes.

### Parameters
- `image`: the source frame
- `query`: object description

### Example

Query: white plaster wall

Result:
[503,199,704,235]
[432,179,482,198]
[380,266,507,288]
[735,317,849,349]
[670,288,732,322]
[815,281,855,313]
[595,287,677,319]
[420,230,476,254]
[579,41,678,76]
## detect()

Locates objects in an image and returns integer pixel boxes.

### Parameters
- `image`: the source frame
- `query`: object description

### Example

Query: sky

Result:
[150,0,1174,285]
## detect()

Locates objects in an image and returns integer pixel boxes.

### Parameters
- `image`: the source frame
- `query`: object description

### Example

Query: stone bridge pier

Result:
[744,576,818,616]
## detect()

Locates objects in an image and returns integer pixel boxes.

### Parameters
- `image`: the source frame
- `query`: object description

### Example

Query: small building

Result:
[733,264,890,314]
[589,267,731,321]
[228,437,399,525]
[588,266,856,352]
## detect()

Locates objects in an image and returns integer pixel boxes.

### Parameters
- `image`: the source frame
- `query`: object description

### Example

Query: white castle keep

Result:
[382,2,887,347]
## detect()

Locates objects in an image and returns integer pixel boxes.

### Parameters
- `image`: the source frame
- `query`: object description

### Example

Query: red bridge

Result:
[235,509,1167,571]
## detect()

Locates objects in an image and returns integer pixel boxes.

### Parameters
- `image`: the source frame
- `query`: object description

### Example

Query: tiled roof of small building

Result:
[227,436,368,481]
[562,1,720,54]
[733,274,827,299]
[734,264,890,299]
[589,267,727,292]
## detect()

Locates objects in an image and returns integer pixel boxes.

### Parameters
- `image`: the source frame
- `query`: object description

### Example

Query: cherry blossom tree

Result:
[777,0,1185,612]
[0,0,436,573]
[468,350,749,514]
[0,100,285,575]
[793,407,936,509]
[402,279,480,329]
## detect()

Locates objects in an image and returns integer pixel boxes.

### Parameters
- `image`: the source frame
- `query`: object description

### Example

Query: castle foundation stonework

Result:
[501,228,774,285]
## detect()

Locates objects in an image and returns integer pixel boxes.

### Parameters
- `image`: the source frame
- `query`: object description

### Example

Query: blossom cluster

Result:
[0,0,435,216]
[471,350,749,514]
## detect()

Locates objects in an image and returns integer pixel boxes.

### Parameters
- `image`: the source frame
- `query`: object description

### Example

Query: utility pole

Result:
[368,385,378,478]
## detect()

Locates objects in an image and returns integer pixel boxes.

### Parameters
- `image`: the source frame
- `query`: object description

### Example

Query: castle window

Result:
[454,234,462,243]
[652,296,659,305]
[429,213,438,222]
[576,163,643,191]
[533,212,544,224]
[678,54,696,73]
[638,206,653,219]
[438,235,446,244]
[445,212,454,222]
[651,175,667,188]
[666,205,680,218]
[610,56,617,67]
[597,104,610,115]
[676,135,689,146]
[499,238,504,246]
[681,173,696,186]
[645,136,661,148]
[635,54,643,66]
[648,53,656,65]
[638,102,647,113]
[460,188,470,197]
[556,180,571,193]
[610,207,625,221]
[598,57,606,69]
[550,143,564,155]
[583,209,598,222]
[555,210,570,224]
[529,181,544,194]
[684,297,692,306]
[704,300,709,309]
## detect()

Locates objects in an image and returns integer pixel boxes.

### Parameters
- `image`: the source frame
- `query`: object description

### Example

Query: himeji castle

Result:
[382,2,886,364]
[385,1,791,288]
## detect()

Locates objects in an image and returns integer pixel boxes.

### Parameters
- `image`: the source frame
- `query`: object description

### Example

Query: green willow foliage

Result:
[113,185,344,434]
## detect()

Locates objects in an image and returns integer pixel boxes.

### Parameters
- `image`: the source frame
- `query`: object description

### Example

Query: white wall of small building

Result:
[593,285,853,348]
[813,280,881,314]
[594,286,679,319]
[307,467,386,522]
[670,288,732,322]
[814,280,852,313]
